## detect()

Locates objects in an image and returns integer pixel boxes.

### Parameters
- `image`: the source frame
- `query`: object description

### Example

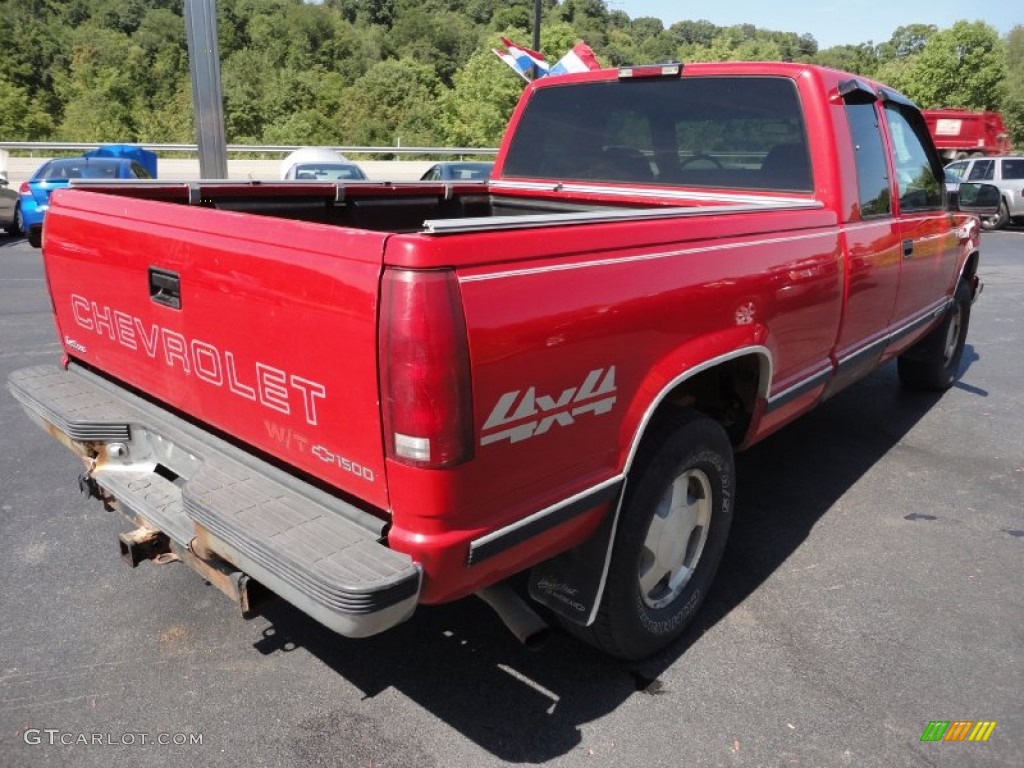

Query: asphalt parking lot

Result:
[1,227,1021,768]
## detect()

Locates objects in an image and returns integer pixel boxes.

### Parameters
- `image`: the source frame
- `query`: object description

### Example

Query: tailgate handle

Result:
[149,267,181,309]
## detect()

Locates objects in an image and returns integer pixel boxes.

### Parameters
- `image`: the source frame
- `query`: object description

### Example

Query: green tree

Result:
[221,48,269,143]
[876,21,1005,109]
[876,24,937,60]
[54,25,147,140]
[814,43,880,76]
[441,48,523,146]
[0,0,71,116]
[0,0,1016,158]
[136,82,194,143]
[1003,26,1024,148]
[391,8,482,86]
[0,73,55,140]
[669,19,717,48]
[337,58,443,146]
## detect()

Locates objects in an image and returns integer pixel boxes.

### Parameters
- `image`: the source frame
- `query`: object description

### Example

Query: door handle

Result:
[902,239,914,259]
[149,267,181,309]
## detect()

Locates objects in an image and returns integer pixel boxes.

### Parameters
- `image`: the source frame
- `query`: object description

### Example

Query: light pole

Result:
[532,0,542,53]
[184,0,228,179]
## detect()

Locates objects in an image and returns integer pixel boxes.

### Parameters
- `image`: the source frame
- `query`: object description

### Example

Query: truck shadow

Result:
[0,235,26,248]
[251,361,948,762]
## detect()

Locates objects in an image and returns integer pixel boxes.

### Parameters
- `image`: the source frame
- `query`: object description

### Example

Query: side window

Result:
[945,161,969,180]
[883,105,942,211]
[1002,159,1024,180]
[967,160,994,181]
[844,102,891,217]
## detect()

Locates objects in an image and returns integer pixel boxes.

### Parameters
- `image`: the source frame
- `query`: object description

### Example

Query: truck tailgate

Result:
[42,188,390,510]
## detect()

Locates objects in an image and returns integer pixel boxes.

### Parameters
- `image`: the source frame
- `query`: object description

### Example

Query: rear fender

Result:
[530,328,772,626]
[616,328,773,473]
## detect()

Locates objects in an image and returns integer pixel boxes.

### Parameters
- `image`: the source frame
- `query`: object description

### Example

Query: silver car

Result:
[0,171,20,236]
[945,155,1024,230]
[0,149,22,236]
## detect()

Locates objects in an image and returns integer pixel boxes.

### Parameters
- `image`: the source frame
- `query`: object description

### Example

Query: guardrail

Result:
[0,142,499,157]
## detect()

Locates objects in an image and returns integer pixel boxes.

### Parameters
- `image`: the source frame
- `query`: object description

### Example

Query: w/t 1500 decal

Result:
[264,421,375,482]
[481,367,617,446]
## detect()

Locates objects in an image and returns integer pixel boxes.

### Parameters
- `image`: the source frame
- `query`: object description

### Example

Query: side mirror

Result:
[0,173,8,187]
[957,182,1001,215]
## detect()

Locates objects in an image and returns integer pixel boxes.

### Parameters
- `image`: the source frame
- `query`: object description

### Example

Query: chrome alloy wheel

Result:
[943,302,964,363]
[638,468,712,609]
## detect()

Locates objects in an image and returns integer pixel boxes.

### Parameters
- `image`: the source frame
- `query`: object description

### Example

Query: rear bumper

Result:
[18,197,45,228]
[8,364,421,638]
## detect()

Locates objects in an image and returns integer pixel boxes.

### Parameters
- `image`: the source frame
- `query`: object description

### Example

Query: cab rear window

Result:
[502,76,812,192]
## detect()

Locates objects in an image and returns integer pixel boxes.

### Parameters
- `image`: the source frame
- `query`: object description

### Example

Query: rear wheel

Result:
[980,200,1009,231]
[5,203,23,236]
[897,280,971,391]
[571,410,734,660]
[26,226,41,248]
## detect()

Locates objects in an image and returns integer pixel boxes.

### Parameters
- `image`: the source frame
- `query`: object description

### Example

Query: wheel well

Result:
[646,354,764,447]
[961,250,979,284]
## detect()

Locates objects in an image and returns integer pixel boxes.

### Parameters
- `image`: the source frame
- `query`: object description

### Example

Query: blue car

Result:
[20,145,156,248]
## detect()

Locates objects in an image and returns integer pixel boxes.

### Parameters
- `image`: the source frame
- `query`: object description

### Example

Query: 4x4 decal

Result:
[480,367,617,446]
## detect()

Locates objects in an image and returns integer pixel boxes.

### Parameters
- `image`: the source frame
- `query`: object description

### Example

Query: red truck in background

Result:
[923,108,1013,162]
[8,62,1000,660]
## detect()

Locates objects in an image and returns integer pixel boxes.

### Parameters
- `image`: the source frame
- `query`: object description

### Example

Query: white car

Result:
[945,155,1024,230]
[280,147,367,181]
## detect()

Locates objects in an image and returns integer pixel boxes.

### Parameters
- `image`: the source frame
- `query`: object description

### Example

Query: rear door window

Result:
[1000,159,1024,179]
[844,102,891,217]
[967,160,994,181]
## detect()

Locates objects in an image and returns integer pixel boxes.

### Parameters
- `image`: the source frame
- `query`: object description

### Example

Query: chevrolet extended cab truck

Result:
[8,63,999,660]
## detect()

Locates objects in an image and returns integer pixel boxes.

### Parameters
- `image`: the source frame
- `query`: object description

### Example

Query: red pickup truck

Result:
[9,62,999,660]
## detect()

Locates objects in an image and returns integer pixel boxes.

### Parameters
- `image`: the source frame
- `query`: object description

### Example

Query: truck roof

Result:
[525,60,899,97]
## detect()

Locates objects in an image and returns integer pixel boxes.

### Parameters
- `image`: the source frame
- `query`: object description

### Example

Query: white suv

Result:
[945,156,1024,230]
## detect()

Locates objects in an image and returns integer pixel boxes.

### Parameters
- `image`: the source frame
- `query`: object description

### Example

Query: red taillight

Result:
[380,268,474,468]
[19,181,30,195]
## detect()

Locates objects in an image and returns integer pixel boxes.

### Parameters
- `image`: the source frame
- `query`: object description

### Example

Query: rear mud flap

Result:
[528,494,621,627]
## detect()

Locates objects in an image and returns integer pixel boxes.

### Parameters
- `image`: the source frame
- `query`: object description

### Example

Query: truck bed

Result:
[65,178,817,235]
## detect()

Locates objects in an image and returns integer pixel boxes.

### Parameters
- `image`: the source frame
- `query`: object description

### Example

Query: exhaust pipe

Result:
[477,583,551,650]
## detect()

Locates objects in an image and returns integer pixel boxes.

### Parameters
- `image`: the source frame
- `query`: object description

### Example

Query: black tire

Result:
[980,200,1009,231]
[897,280,971,391]
[5,203,23,237]
[572,410,734,660]
[26,226,41,248]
